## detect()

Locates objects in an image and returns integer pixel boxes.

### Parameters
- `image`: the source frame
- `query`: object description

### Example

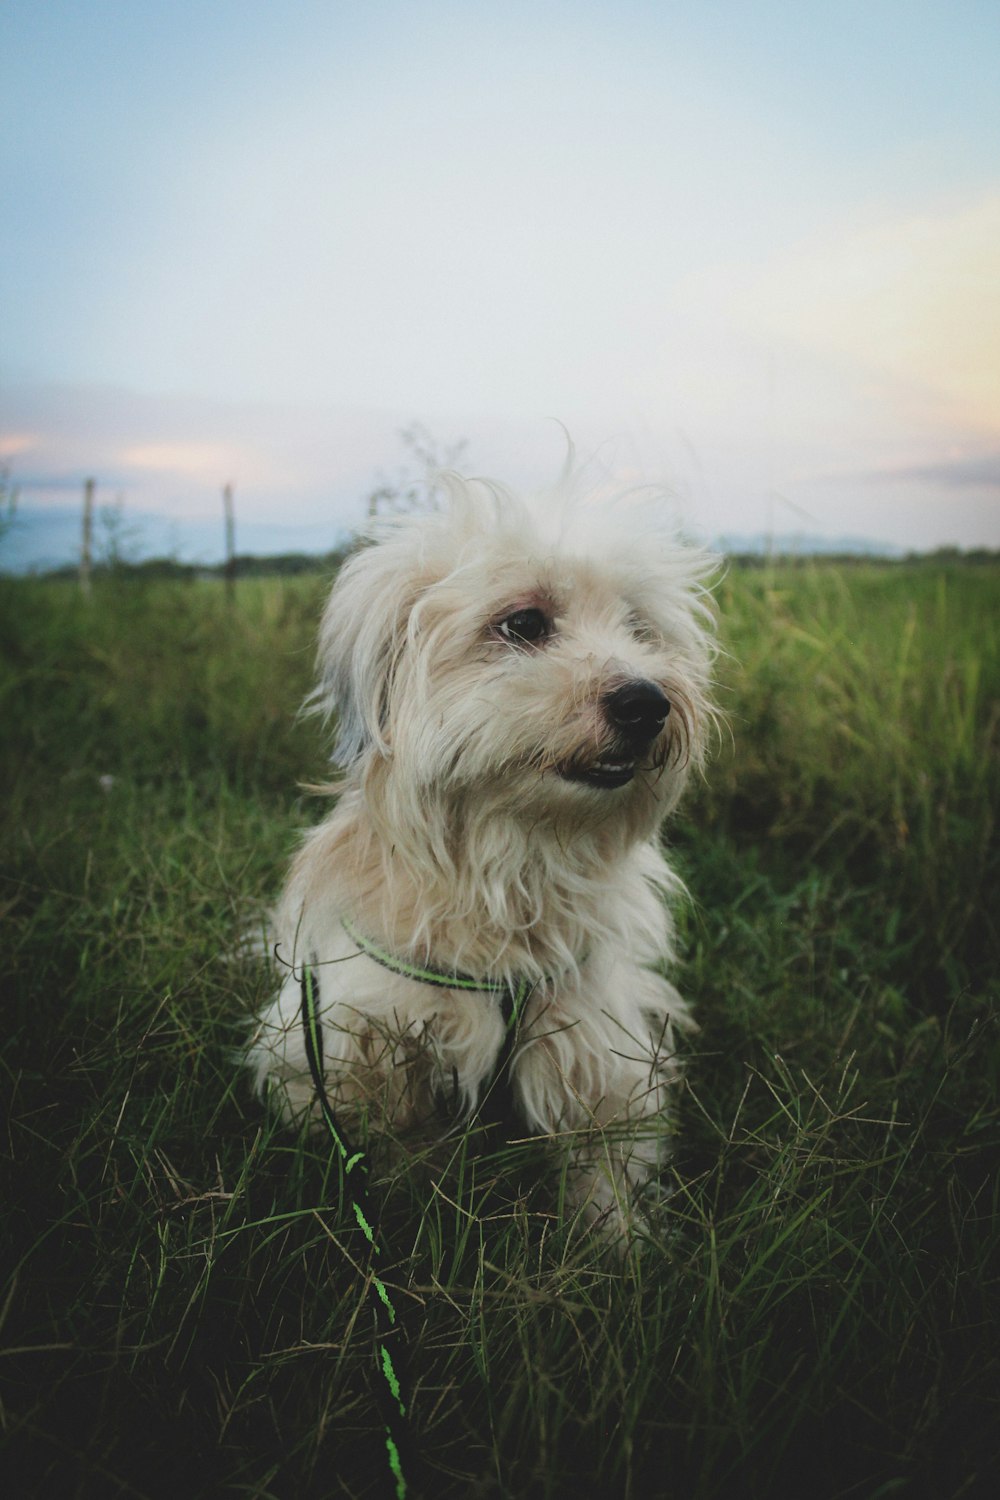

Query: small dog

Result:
[247,464,717,1239]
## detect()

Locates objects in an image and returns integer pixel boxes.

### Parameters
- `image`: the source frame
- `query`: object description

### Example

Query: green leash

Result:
[300,928,537,1497]
[301,960,411,1496]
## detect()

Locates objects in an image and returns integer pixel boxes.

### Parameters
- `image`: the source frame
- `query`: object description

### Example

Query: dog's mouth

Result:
[558,757,637,790]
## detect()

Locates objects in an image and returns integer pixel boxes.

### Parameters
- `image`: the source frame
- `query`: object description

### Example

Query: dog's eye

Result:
[627,611,659,644]
[497,607,550,645]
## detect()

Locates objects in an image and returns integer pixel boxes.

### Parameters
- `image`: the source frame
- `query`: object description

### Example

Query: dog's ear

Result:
[307,536,421,766]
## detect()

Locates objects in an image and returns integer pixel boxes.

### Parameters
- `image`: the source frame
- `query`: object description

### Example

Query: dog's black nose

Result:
[603,680,671,749]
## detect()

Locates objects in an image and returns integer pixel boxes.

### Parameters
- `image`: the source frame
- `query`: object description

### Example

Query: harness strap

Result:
[340,916,536,1121]
[340,918,536,1122]
[342,917,531,999]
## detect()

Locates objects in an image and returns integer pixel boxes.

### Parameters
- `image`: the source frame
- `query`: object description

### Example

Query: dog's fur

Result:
[246,466,717,1238]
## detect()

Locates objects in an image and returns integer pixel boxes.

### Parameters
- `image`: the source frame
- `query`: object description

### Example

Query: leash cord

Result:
[300,960,412,1500]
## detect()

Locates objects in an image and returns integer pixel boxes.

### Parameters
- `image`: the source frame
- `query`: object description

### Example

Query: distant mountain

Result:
[1,506,84,574]
[0,505,349,575]
[714,531,904,559]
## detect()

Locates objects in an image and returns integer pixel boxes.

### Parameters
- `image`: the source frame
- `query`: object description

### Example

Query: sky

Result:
[2,0,1000,569]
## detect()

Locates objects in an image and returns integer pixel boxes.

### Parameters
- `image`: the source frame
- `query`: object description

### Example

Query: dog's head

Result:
[311,471,717,838]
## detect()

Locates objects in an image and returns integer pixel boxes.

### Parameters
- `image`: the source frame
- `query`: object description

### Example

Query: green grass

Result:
[2,562,998,1499]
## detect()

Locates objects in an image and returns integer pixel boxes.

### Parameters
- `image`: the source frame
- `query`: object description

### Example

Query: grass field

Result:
[2,560,998,1499]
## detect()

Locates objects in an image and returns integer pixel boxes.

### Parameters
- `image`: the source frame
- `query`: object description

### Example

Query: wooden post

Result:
[223,482,236,601]
[80,477,95,595]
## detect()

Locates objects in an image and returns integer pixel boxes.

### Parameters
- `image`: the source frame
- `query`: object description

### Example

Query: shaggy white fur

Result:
[246,466,718,1238]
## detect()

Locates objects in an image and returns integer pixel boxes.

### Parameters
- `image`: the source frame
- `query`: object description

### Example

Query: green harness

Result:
[341,916,536,1115]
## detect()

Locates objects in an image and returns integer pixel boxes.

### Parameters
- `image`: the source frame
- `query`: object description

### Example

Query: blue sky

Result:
[3,0,999,567]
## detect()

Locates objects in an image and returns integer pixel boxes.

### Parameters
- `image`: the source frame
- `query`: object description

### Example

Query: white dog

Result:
[247,465,717,1239]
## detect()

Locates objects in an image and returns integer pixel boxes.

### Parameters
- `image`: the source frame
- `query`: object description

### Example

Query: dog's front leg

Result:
[561,1105,666,1244]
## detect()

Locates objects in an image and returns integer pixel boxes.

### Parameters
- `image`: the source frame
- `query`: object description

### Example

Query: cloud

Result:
[0,433,38,460]
[861,452,1000,491]
[701,194,1000,435]
[119,441,246,482]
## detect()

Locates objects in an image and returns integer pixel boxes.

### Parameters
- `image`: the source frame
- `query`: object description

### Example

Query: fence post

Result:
[80,477,95,596]
[223,482,236,602]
